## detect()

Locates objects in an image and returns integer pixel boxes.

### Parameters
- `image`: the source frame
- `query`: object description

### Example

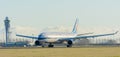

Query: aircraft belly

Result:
[44,38,58,43]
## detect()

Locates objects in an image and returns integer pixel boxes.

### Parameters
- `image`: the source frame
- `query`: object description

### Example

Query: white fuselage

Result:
[38,32,77,42]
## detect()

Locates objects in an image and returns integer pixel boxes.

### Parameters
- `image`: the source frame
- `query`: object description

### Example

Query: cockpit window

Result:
[38,33,46,38]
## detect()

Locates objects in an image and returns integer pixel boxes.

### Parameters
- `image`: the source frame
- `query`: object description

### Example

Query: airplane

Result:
[16,19,118,47]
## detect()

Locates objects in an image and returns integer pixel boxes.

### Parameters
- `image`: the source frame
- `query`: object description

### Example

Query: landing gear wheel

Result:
[48,43,54,47]
[42,45,45,48]
[67,45,72,47]
[48,45,54,47]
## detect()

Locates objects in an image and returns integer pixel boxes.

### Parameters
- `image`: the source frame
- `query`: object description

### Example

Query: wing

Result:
[59,31,118,40]
[75,31,118,39]
[16,34,38,39]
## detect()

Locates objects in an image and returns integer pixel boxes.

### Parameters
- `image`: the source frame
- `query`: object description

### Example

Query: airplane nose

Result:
[38,33,46,40]
[38,34,43,38]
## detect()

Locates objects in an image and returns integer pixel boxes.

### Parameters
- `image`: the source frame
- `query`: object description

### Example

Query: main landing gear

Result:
[48,43,54,47]
[66,40,73,47]
[67,44,72,47]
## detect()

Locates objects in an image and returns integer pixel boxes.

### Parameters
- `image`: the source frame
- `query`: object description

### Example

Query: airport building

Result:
[2,17,34,47]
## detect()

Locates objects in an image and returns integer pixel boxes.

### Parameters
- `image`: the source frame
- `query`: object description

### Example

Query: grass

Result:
[0,47,120,57]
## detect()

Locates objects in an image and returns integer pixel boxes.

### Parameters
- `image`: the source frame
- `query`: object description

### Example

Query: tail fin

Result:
[72,18,79,33]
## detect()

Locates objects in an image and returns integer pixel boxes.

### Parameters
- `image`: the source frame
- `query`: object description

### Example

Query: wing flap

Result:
[76,31,118,39]
[75,31,118,39]
[77,32,93,36]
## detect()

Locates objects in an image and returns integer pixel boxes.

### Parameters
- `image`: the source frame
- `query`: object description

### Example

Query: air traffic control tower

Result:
[4,17,10,45]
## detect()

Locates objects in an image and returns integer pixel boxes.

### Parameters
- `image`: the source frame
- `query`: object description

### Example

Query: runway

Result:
[0,47,120,57]
[1,44,120,49]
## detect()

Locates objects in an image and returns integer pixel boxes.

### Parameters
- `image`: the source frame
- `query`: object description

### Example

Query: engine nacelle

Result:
[67,40,73,45]
[35,40,42,46]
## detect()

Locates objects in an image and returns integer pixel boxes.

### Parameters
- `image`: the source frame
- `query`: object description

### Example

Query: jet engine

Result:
[67,40,73,45]
[35,40,42,46]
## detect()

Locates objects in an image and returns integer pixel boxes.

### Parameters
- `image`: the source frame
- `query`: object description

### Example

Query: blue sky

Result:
[0,0,120,29]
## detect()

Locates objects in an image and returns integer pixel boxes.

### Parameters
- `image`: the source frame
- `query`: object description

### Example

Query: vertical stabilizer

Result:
[72,18,79,33]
